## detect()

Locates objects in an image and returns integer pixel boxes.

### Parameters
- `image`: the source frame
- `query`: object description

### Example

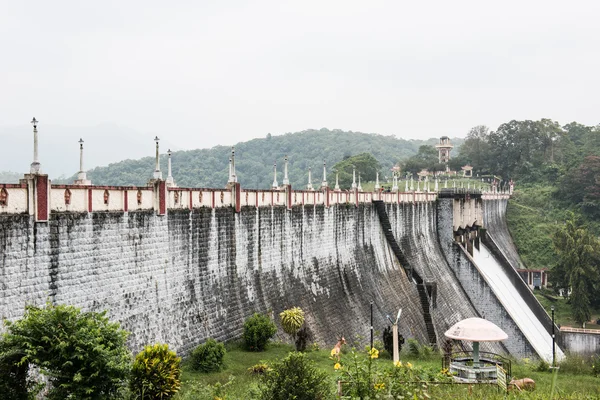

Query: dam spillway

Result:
[472,243,564,363]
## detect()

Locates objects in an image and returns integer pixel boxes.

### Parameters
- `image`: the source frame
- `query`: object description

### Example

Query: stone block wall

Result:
[0,204,427,356]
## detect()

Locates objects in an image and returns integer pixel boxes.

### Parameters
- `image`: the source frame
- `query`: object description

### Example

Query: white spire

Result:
[307,167,314,190]
[272,162,279,189]
[434,178,439,192]
[153,136,162,180]
[74,138,91,185]
[334,170,340,191]
[410,176,414,191]
[453,180,456,188]
[375,171,380,190]
[392,174,398,192]
[30,118,41,174]
[283,155,289,185]
[351,167,357,189]
[321,160,328,188]
[357,173,362,191]
[404,176,409,192]
[228,147,237,184]
[166,149,176,187]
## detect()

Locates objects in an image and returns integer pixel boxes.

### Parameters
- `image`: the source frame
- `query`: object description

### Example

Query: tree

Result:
[558,156,600,220]
[457,125,491,174]
[402,145,439,175]
[551,215,600,325]
[332,153,381,188]
[0,303,131,400]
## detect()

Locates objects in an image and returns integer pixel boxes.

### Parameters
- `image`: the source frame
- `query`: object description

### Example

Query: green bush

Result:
[0,340,38,400]
[0,303,130,400]
[130,343,181,400]
[190,339,226,373]
[243,313,277,352]
[382,326,405,357]
[257,352,332,400]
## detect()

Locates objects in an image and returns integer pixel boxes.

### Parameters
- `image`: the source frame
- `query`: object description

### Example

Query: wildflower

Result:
[334,363,342,370]
[330,349,337,357]
[374,382,385,391]
[394,360,402,368]
[368,348,379,359]
[406,362,412,369]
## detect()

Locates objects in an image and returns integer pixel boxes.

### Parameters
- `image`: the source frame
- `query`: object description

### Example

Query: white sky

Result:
[1,1,600,175]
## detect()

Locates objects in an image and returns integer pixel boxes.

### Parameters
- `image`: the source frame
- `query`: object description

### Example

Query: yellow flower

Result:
[368,348,379,359]
[394,361,402,368]
[330,349,337,357]
[334,363,342,370]
[374,382,385,390]
[406,362,412,369]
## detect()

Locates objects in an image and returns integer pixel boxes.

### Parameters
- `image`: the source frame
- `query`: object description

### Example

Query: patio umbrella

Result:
[444,318,508,366]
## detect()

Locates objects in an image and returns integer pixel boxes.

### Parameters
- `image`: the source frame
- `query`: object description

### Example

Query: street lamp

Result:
[551,305,556,368]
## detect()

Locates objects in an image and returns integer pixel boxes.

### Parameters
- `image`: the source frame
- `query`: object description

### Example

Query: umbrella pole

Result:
[473,342,480,368]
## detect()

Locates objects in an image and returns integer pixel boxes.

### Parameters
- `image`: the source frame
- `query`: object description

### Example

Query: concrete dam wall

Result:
[0,204,428,356]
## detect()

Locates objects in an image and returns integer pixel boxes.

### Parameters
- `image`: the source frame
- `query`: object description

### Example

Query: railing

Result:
[560,327,600,335]
[442,350,512,378]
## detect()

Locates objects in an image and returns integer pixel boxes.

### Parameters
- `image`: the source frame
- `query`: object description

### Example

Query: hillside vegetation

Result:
[456,120,600,325]
[56,128,462,188]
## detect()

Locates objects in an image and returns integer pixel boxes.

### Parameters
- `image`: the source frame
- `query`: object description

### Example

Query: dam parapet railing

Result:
[0,175,511,221]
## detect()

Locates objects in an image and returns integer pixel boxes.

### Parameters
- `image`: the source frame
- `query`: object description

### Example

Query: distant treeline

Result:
[54,128,463,189]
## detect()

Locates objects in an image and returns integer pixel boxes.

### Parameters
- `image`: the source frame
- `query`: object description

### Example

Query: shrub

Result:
[248,362,270,375]
[382,326,404,356]
[257,352,332,400]
[294,326,313,352]
[0,303,130,399]
[0,340,38,400]
[592,355,600,377]
[243,313,277,352]
[190,339,226,373]
[279,307,305,336]
[130,343,181,400]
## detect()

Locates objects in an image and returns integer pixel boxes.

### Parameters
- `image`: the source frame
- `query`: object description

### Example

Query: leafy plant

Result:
[280,307,310,351]
[0,303,130,400]
[335,347,452,399]
[248,363,270,375]
[257,352,332,400]
[190,339,226,373]
[279,307,305,336]
[382,326,404,356]
[243,313,277,352]
[130,343,181,400]
[294,326,313,352]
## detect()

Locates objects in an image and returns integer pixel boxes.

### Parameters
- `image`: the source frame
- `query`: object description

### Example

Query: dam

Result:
[0,162,562,361]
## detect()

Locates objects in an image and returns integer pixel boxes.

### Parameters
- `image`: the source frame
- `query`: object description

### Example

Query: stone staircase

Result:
[373,200,437,346]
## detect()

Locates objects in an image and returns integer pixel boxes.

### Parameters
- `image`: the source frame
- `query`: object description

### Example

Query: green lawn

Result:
[174,342,600,399]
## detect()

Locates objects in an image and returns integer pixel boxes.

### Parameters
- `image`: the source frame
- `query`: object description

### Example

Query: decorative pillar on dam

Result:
[272,162,278,189]
[73,138,91,185]
[22,118,49,222]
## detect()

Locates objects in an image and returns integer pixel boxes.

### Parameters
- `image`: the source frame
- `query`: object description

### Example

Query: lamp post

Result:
[551,305,556,368]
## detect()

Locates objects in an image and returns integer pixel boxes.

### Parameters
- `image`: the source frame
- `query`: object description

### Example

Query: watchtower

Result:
[436,136,453,172]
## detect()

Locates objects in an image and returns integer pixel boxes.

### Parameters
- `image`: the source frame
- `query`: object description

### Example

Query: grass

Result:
[174,341,600,399]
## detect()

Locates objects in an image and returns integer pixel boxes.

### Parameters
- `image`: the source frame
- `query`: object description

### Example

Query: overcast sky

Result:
[2,1,600,176]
